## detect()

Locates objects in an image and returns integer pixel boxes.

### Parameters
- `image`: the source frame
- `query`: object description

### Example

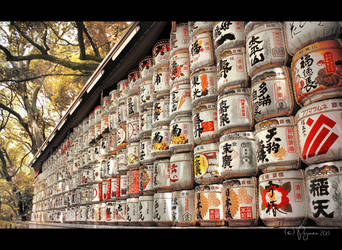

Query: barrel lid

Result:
[170,114,192,123]
[170,152,193,161]
[217,46,245,59]
[171,82,191,90]
[259,169,303,182]
[138,195,154,201]
[154,192,173,199]
[295,98,342,122]
[172,189,195,197]
[292,39,342,63]
[245,21,283,36]
[251,66,290,84]
[194,142,219,153]
[190,65,217,76]
[193,101,217,112]
[126,197,139,202]
[127,141,140,146]
[195,184,223,192]
[152,124,169,130]
[154,158,170,164]
[223,177,256,188]
[220,131,255,142]
[218,88,250,99]
[255,116,295,132]
[305,160,342,177]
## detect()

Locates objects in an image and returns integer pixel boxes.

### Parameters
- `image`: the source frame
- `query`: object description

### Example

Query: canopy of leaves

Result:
[0,21,132,221]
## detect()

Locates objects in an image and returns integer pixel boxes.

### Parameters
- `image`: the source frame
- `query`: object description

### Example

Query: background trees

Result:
[0,21,131,222]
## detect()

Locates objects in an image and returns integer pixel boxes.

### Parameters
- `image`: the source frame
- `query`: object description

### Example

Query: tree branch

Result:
[0,148,11,182]
[10,22,48,55]
[75,21,86,61]
[0,72,90,84]
[82,23,101,59]
[75,22,102,62]
[0,101,31,139]
[0,47,99,72]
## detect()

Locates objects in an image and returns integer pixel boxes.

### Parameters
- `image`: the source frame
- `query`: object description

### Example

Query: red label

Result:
[106,179,112,199]
[286,127,295,153]
[98,182,103,201]
[240,98,247,118]
[274,81,285,102]
[170,164,178,182]
[302,114,339,160]
[116,176,121,198]
[201,121,215,132]
[293,182,303,202]
[209,209,220,220]
[240,206,253,219]
[324,52,336,74]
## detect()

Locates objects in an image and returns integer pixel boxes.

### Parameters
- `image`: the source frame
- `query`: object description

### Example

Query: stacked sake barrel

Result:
[30,21,342,228]
[283,21,342,227]
[187,22,223,226]
[151,24,196,226]
[212,21,258,227]
[244,21,303,227]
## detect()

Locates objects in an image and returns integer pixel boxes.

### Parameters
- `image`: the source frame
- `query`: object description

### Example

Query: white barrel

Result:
[152,65,170,96]
[213,21,246,57]
[171,189,196,226]
[255,116,300,173]
[151,125,171,158]
[169,82,192,119]
[127,93,140,117]
[152,39,170,68]
[138,195,154,226]
[217,88,253,134]
[153,158,171,193]
[192,101,218,144]
[195,184,225,226]
[140,106,153,138]
[251,66,295,122]
[126,197,139,224]
[152,94,170,126]
[140,78,154,108]
[219,131,257,179]
[169,114,193,153]
[138,55,154,80]
[153,192,173,226]
[284,21,342,56]
[169,49,190,86]
[245,22,288,77]
[305,161,342,226]
[189,30,215,72]
[194,142,221,185]
[139,164,154,195]
[139,136,153,164]
[216,47,249,94]
[258,169,306,227]
[170,22,190,54]
[222,177,258,226]
[295,98,342,165]
[190,66,217,106]
[170,152,194,191]
[127,141,139,168]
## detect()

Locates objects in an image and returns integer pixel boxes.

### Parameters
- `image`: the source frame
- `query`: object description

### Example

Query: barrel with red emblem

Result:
[295,98,342,165]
